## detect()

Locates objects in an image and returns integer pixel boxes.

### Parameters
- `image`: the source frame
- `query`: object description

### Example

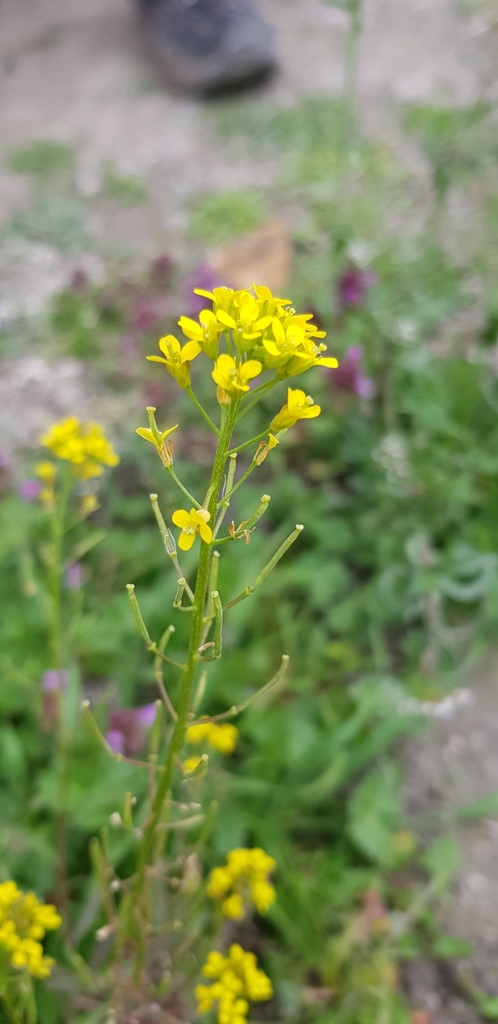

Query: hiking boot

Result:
[137,0,277,93]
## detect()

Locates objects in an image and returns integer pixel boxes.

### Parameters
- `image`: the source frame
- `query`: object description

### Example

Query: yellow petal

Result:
[301,404,321,419]
[318,357,339,368]
[146,355,168,364]
[193,288,215,300]
[199,522,213,543]
[215,353,236,373]
[217,310,237,330]
[178,317,203,340]
[136,427,155,443]
[181,340,202,362]
[241,360,262,382]
[159,424,179,439]
[199,309,217,325]
[172,509,192,528]
[178,531,196,551]
[159,335,180,356]
[288,388,306,409]
[262,340,280,357]
[272,318,285,344]
[192,508,211,525]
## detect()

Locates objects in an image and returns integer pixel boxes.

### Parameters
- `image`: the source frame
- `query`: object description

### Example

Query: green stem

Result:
[216,459,258,510]
[0,988,20,1024]
[167,467,201,509]
[125,400,238,947]
[186,388,220,437]
[228,431,269,455]
[49,470,71,932]
[237,379,278,422]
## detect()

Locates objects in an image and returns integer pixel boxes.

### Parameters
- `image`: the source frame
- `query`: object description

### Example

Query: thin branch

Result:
[186,387,220,436]
[167,466,201,510]
[223,525,304,609]
[189,655,289,725]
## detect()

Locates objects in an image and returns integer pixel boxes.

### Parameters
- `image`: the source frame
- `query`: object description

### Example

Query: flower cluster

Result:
[207,848,276,921]
[0,881,61,979]
[186,718,238,755]
[147,285,337,399]
[196,944,272,1024]
[35,460,57,511]
[39,417,119,480]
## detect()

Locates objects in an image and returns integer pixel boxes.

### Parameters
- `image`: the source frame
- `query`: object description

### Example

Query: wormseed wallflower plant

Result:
[0,881,61,979]
[98,282,337,1006]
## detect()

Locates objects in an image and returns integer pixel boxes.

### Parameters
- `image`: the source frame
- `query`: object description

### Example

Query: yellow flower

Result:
[172,507,212,551]
[186,719,238,755]
[0,880,61,980]
[183,755,203,773]
[39,418,119,479]
[35,461,57,511]
[35,461,57,483]
[212,355,262,398]
[196,945,272,1024]
[261,318,337,378]
[147,334,201,389]
[79,493,100,518]
[254,433,279,466]
[207,848,276,920]
[136,419,178,467]
[270,388,321,433]
[178,310,224,360]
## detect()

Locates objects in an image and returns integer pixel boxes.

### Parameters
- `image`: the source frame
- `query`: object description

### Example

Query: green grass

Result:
[7,140,73,177]
[188,188,269,244]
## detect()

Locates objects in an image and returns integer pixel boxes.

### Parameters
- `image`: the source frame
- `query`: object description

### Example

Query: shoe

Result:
[137,0,277,94]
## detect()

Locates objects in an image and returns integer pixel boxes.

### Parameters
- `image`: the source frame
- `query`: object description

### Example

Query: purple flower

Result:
[329,345,375,400]
[149,254,173,290]
[106,704,157,756]
[106,729,126,755]
[118,333,140,358]
[42,669,69,692]
[65,562,84,590]
[337,268,377,310]
[130,301,160,334]
[183,264,225,316]
[135,703,157,728]
[69,268,89,292]
[19,479,41,502]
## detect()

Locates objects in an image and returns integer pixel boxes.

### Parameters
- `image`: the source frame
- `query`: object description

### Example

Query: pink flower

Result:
[329,345,375,399]
[106,729,125,755]
[19,479,41,502]
[42,669,69,692]
[65,563,84,590]
[149,254,173,290]
[183,264,225,316]
[105,703,157,756]
[337,268,377,310]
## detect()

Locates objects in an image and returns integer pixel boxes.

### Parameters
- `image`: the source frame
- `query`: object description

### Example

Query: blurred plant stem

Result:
[344,0,362,109]
[49,471,72,933]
